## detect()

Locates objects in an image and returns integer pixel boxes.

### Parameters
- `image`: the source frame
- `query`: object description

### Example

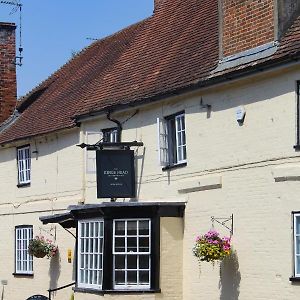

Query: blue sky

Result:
[0,1,153,97]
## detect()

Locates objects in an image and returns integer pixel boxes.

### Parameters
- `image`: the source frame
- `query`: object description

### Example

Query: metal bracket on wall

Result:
[211,214,233,236]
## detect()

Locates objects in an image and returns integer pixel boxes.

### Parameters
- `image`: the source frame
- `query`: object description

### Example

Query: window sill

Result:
[12,272,34,277]
[162,162,187,171]
[17,182,31,188]
[289,276,300,282]
[73,287,161,295]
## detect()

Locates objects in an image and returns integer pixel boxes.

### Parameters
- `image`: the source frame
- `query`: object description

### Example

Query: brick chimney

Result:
[0,22,17,124]
[220,0,300,59]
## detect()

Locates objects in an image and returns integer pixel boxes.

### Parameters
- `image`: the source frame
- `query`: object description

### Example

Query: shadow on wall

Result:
[219,250,241,300]
[48,250,61,291]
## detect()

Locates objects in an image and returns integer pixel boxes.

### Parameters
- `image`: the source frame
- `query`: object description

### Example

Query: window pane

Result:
[139,220,149,235]
[115,237,125,252]
[296,237,300,255]
[127,221,137,235]
[139,255,149,269]
[115,255,125,269]
[127,255,137,269]
[297,256,300,275]
[296,216,300,234]
[139,271,150,284]
[115,271,125,285]
[139,237,149,252]
[115,221,125,236]
[127,237,137,252]
[127,271,137,285]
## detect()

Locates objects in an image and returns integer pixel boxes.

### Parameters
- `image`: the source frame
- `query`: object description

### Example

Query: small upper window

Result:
[17,145,31,185]
[102,128,119,143]
[157,112,187,167]
[15,226,33,275]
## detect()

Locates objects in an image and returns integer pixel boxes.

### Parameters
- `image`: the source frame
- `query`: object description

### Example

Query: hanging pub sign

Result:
[96,150,136,198]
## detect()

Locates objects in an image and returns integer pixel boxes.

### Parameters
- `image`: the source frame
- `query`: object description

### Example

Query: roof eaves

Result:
[74,50,300,122]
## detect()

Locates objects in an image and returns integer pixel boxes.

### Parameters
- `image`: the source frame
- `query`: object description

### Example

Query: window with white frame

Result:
[78,219,104,289]
[15,226,33,274]
[113,219,151,289]
[86,131,103,173]
[103,127,119,143]
[293,213,300,277]
[76,216,157,292]
[17,145,31,185]
[157,112,187,167]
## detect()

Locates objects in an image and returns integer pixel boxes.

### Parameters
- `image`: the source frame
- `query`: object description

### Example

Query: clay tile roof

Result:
[1,0,300,145]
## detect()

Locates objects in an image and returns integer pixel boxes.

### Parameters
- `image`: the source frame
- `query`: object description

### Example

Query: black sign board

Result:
[96,150,136,198]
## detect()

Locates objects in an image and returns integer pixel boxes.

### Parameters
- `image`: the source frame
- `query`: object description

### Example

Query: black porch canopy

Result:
[39,201,186,228]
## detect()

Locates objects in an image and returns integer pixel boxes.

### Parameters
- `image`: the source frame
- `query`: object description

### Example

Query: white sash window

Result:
[15,226,33,274]
[113,219,151,289]
[17,146,31,185]
[78,219,104,289]
[157,112,187,167]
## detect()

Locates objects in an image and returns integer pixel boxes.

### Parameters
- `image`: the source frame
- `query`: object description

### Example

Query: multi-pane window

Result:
[157,112,187,167]
[78,219,104,289]
[76,218,155,292]
[15,226,33,274]
[113,219,151,289]
[17,146,31,185]
[103,128,119,143]
[294,213,300,277]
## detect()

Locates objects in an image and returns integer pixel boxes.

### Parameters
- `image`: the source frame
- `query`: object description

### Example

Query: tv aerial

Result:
[0,0,23,66]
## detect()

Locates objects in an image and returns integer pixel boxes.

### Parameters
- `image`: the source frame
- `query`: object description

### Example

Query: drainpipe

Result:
[106,111,122,142]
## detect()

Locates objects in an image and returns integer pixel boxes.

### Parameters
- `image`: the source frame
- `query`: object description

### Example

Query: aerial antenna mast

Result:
[0,0,23,66]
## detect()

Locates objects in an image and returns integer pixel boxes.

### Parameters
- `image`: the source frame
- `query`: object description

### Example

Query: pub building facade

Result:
[2,0,300,299]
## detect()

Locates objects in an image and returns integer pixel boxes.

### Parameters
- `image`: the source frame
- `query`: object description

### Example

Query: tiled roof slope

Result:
[0,0,219,144]
[1,0,300,145]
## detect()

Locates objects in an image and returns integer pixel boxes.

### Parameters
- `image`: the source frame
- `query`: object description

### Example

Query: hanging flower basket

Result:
[28,236,58,259]
[193,230,231,262]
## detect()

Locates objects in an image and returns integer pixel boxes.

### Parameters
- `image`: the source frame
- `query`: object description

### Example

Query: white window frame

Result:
[85,131,103,174]
[175,113,186,164]
[103,128,119,143]
[294,213,300,277]
[113,219,151,290]
[15,226,33,274]
[77,219,104,289]
[17,146,31,185]
[157,112,187,166]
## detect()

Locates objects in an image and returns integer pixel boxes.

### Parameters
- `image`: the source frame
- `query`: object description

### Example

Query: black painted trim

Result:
[296,81,300,148]
[151,216,160,291]
[12,272,34,277]
[162,162,187,171]
[102,218,113,290]
[17,182,31,188]
[290,276,300,282]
